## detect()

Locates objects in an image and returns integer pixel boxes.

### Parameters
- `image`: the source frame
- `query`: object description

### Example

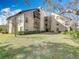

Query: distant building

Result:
[7,8,77,33]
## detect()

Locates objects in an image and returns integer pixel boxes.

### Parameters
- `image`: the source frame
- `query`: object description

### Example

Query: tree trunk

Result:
[14,17,17,37]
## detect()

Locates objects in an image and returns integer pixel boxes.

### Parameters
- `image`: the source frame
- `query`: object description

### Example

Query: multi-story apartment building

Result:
[50,13,71,33]
[7,8,46,33]
[7,8,77,33]
[43,13,77,33]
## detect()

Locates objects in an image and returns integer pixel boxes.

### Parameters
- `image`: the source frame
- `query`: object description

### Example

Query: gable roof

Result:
[7,8,39,20]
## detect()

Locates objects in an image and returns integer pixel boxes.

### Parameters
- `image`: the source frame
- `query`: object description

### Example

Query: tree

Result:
[13,19,17,37]
[13,0,79,15]
[0,28,2,32]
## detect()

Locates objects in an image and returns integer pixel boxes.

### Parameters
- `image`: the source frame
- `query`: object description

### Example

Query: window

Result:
[70,27,72,31]
[25,17,28,23]
[45,24,47,26]
[56,28,61,33]
[65,21,69,26]
[57,28,61,33]
[45,19,48,22]
[33,11,40,19]
[57,23,59,25]
[56,28,59,31]
[70,19,72,20]
[33,12,36,18]
[65,30,68,32]
[37,9,40,12]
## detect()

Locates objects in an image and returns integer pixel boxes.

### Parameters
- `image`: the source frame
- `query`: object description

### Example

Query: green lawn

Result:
[0,33,79,59]
[0,34,15,42]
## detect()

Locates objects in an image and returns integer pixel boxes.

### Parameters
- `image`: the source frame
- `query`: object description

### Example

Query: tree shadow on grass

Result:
[0,42,79,59]
[70,37,79,44]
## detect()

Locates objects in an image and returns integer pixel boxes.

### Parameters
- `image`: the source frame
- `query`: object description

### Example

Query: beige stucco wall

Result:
[16,13,25,31]
[8,17,15,33]
[24,9,46,32]
[8,13,25,33]
[24,11,35,31]
[40,9,46,31]
[70,20,77,30]
[50,13,69,33]
[8,19,13,33]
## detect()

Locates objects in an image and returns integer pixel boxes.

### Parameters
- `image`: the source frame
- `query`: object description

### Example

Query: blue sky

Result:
[0,0,69,10]
[0,0,44,10]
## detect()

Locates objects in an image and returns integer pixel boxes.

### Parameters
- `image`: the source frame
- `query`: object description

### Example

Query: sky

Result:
[0,0,45,25]
[0,0,45,10]
[0,0,77,25]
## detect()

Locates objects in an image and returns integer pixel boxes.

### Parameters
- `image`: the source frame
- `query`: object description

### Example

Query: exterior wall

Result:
[24,11,35,31]
[44,16,51,31]
[40,9,46,31]
[24,8,46,32]
[33,10,40,31]
[8,13,25,33]
[50,13,70,33]
[8,17,15,33]
[70,20,78,30]
[16,13,25,31]
[8,19,13,33]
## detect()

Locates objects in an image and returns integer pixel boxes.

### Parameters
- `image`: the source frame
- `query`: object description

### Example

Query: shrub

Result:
[0,28,8,34]
[61,30,79,39]
[1,30,8,34]
[0,28,2,32]
[17,31,25,35]
[72,31,79,39]
[17,31,45,35]
[65,30,79,39]
[61,30,69,35]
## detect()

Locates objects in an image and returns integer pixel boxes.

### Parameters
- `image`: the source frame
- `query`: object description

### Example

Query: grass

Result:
[62,31,79,44]
[0,34,15,42]
[0,42,79,59]
[0,33,78,47]
[0,33,79,59]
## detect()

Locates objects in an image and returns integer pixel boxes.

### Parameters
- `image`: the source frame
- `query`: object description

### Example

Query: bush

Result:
[17,31,25,35]
[61,30,79,39]
[61,30,69,34]
[17,31,45,35]
[0,28,2,32]
[1,30,8,34]
[0,27,8,34]
[64,30,79,39]
[71,31,79,39]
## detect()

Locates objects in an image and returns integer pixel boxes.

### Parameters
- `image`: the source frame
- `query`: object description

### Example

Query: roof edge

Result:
[7,8,40,20]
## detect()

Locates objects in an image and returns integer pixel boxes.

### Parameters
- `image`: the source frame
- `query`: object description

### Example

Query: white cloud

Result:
[0,8,22,25]
[1,8,10,12]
